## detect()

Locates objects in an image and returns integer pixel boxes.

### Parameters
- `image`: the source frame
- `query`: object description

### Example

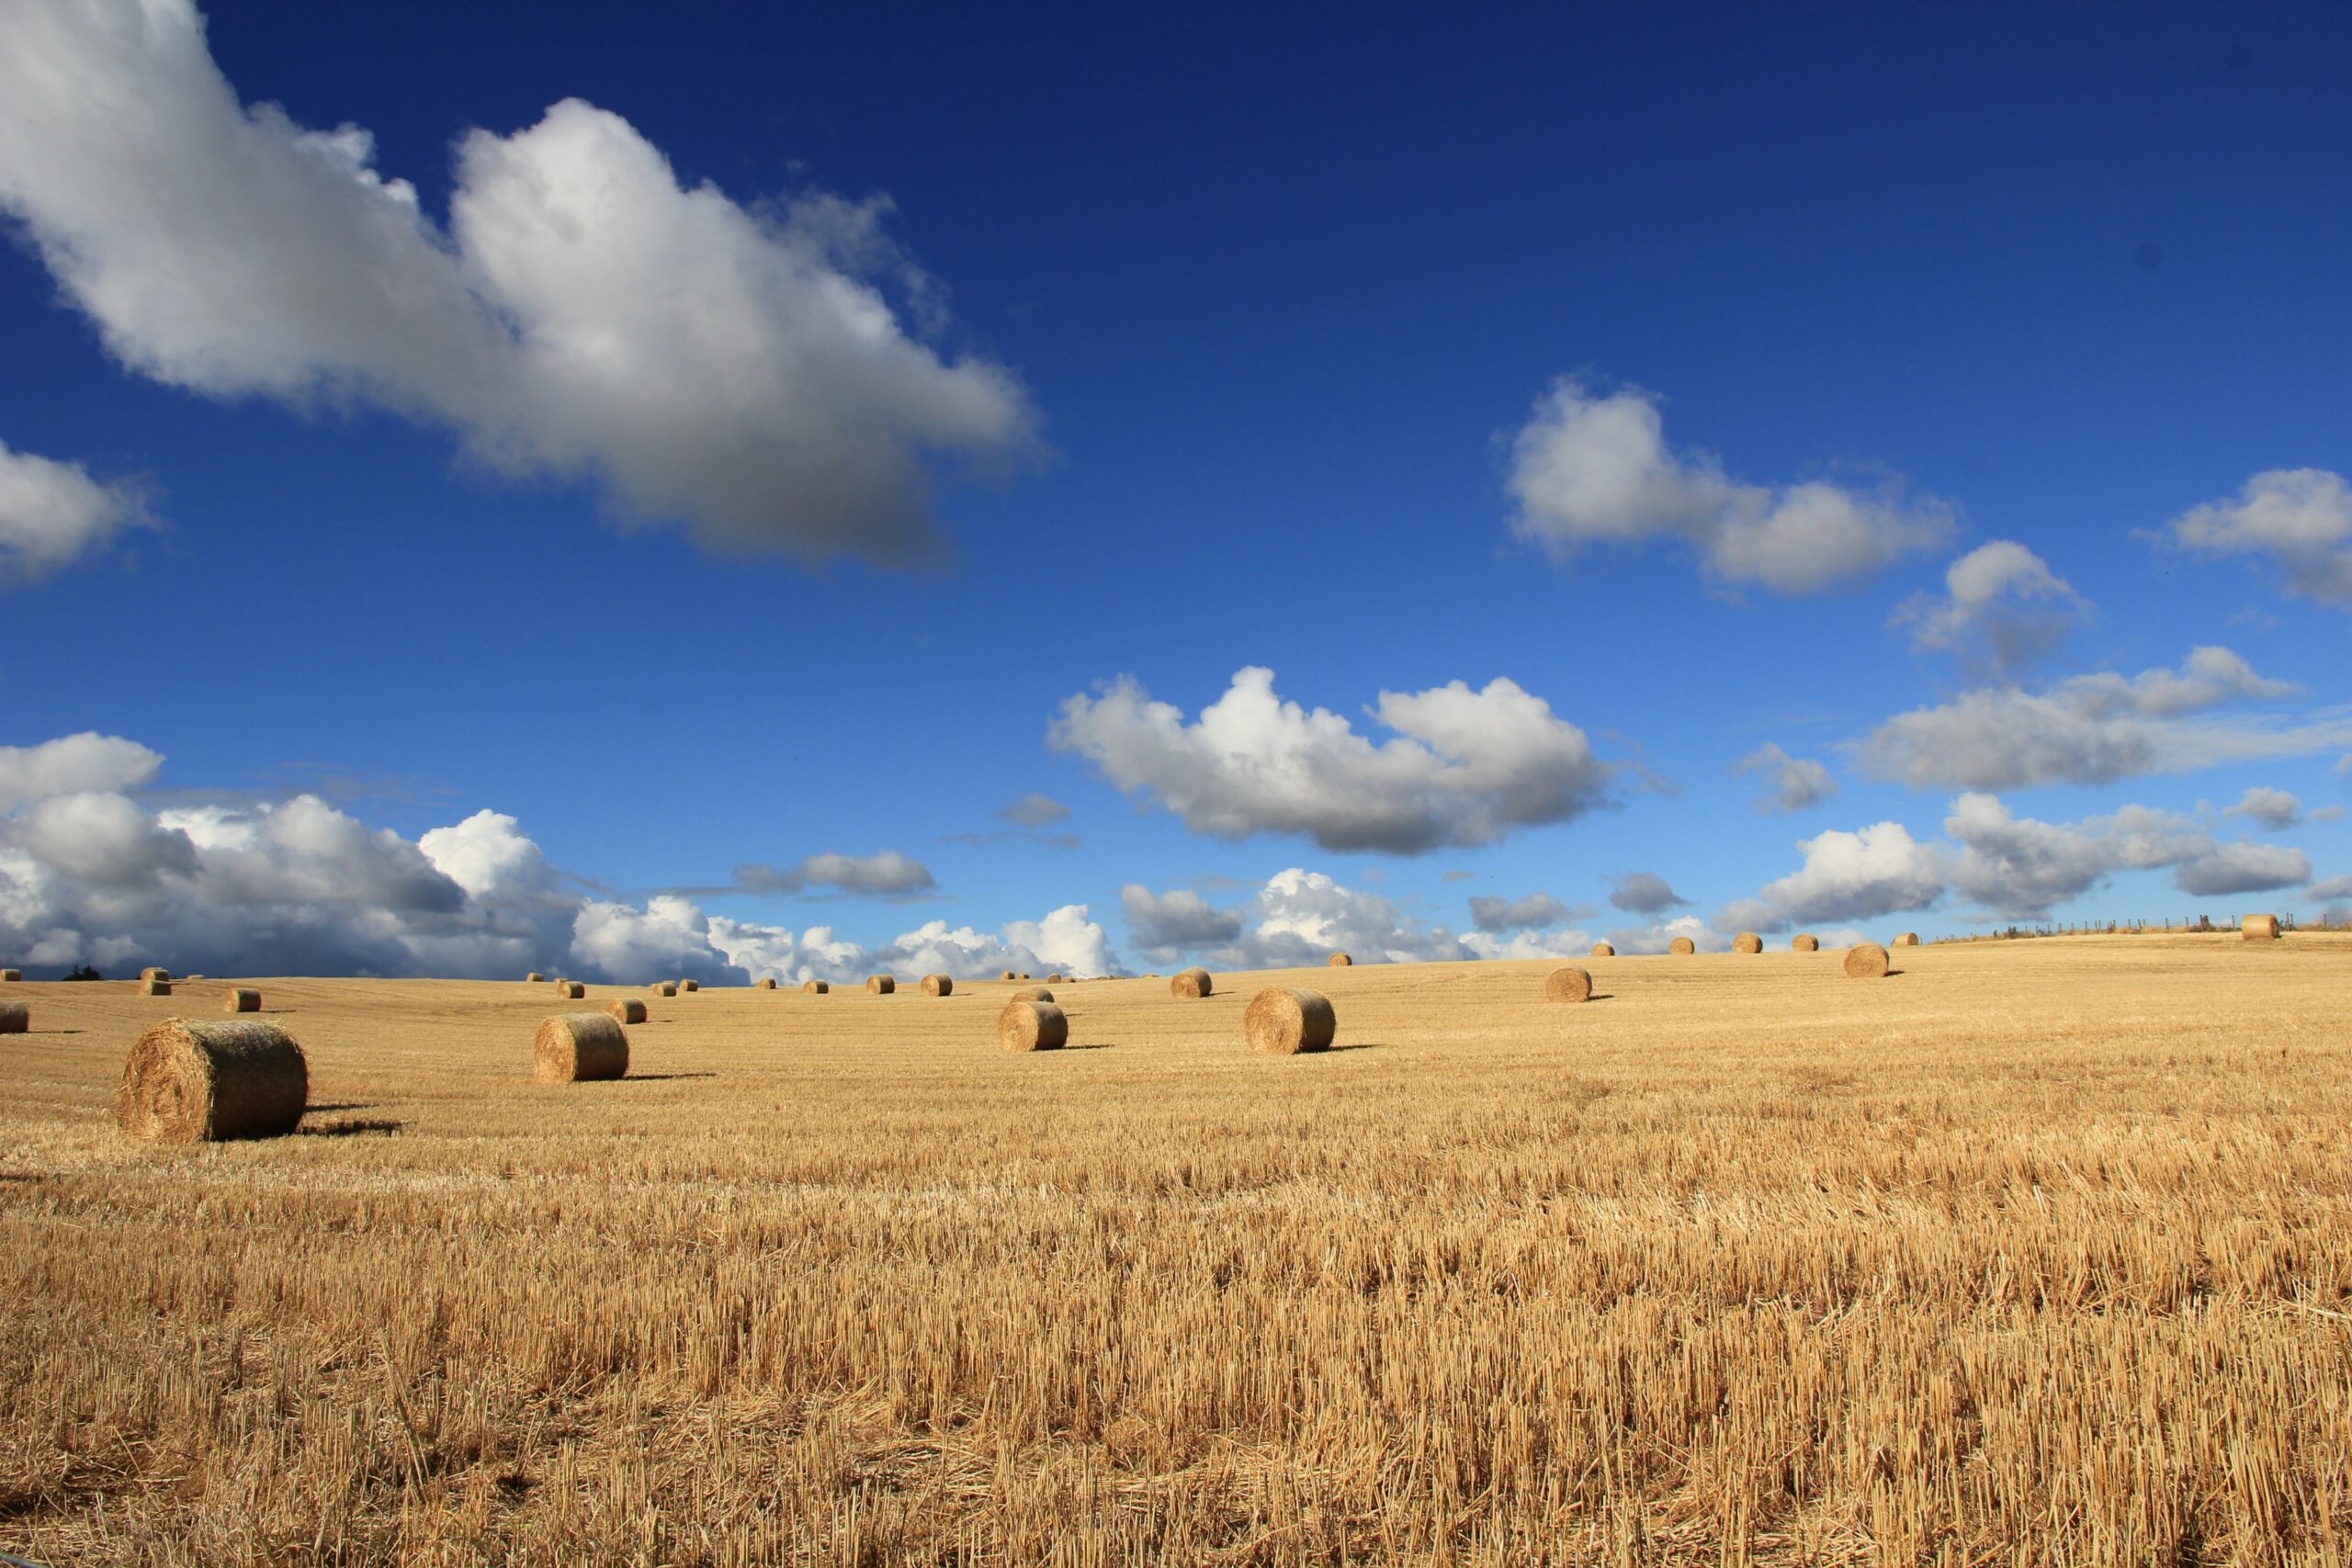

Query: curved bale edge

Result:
[1245,987,1337,1055]
[117,1018,308,1143]
[534,1013,628,1083]
[997,999,1068,1053]
[1544,967,1592,1003]
[607,998,648,1025]
[1170,967,1214,998]
[1844,942,1891,979]
[921,975,953,997]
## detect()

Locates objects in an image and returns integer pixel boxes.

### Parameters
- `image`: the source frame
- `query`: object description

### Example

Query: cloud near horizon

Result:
[0,0,1038,566]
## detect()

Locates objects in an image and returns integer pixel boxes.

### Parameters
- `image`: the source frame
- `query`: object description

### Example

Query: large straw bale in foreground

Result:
[1170,967,1213,998]
[997,998,1067,1052]
[1792,934,1819,953]
[116,1018,307,1143]
[801,979,829,995]
[1327,953,1352,967]
[1245,987,1336,1055]
[921,974,953,997]
[222,987,260,1014]
[1845,942,1890,979]
[867,976,896,995]
[1668,937,1695,956]
[607,998,647,1025]
[533,1013,628,1083]
[2243,914,2280,941]
[1544,967,1592,1003]
[1733,932,1762,954]
[0,1002,26,1033]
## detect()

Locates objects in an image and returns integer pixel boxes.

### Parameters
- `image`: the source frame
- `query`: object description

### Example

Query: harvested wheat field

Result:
[4,936,2352,1565]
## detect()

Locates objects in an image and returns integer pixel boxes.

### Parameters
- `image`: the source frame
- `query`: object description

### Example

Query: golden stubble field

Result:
[3,935,2350,1566]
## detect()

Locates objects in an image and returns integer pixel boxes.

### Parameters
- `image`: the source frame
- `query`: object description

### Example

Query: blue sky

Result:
[1,0,2347,979]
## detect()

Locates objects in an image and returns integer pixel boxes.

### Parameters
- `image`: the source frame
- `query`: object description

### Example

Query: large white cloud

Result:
[1121,868,1594,969]
[2172,842,2312,898]
[0,732,163,811]
[2156,468,2352,607]
[1858,647,2341,790]
[1939,794,2209,920]
[1722,821,1945,931]
[1504,378,1951,594]
[1050,667,1611,854]
[0,0,1036,564]
[0,439,154,582]
[1891,541,2090,675]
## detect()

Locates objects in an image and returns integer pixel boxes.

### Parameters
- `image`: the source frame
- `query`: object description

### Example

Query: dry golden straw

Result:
[801,979,829,995]
[222,987,260,1014]
[866,976,896,995]
[1668,937,1695,956]
[1845,942,1891,978]
[1047,973,1066,984]
[532,1013,628,1083]
[754,978,778,990]
[555,980,584,1000]
[1012,987,1055,1003]
[921,975,953,997]
[140,978,172,997]
[1544,966,1592,1003]
[1589,942,1614,957]
[2243,913,2281,941]
[115,1018,308,1144]
[525,971,545,983]
[680,979,700,993]
[996,998,1067,1053]
[650,981,676,997]
[1170,967,1214,998]
[1245,987,1337,1055]
[0,968,20,982]
[139,967,171,983]
[1792,933,1819,952]
[1894,932,1920,947]
[1327,953,1352,967]
[0,1002,25,1034]
[1733,932,1762,954]
[606,998,648,1025]
[999,969,1017,981]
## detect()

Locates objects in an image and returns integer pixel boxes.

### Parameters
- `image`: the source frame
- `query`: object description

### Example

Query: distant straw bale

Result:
[0,1002,26,1034]
[1792,934,1819,953]
[1893,933,1920,947]
[802,979,830,994]
[1733,932,1762,954]
[1327,953,1352,967]
[997,998,1068,1052]
[1,968,19,982]
[141,978,172,997]
[866,976,896,995]
[1845,942,1890,979]
[533,1013,628,1083]
[555,980,584,1000]
[650,982,676,998]
[139,968,171,983]
[1589,942,1614,957]
[1668,937,1695,956]
[754,977,778,990]
[921,975,953,997]
[1544,967,1592,1003]
[2242,914,2280,941]
[680,979,700,992]
[525,971,545,983]
[608,998,648,1025]
[1000,970,1017,981]
[1170,967,1213,998]
[223,987,260,1014]
[1245,987,1337,1055]
[116,1018,307,1143]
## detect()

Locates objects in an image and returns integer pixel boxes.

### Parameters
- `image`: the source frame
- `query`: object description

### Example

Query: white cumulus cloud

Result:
[0,439,154,583]
[1504,378,1951,594]
[1892,541,2090,675]
[2222,786,2301,830]
[1050,666,1611,854]
[0,732,163,811]
[2156,468,2352,607]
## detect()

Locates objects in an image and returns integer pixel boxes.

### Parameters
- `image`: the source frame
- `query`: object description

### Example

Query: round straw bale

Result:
[921,974,953,997]
[1668,937,1695,956]
[141,977,172,996]
[1892,932,1920,947]
[1246,987,1337,1054]
[802,979,830,994]
[1844,942,1890,979]
[997,998,1068,1052]
[140,967,171,983]
[2242,913,2280,941]
[866,975,896,995]
[1589,942,1614,957]
[608,998,648,1025]
[223,987,260,1014]
[1792,934,1819,953]
[1000,969,1017,981]
[1733,932,1762,954]
[754,977,777,989]
[556,980,584,999]
[0,1002,26,1034]
[533,1012,628,1083]
[680,979,700,992]
[650,981,676,997]
[116,1018,308,1143]
[1170,966,1213,998]
[525,971,546,983]
[1012,986,1055,1002]
[1047,973,1066,984]
[1544,966,1592,1003]
[0,968,19,982]
[1327,952,1352,967]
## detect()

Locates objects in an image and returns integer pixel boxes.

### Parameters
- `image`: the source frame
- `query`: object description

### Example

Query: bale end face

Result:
[533,1013,628,1083]
[679,979,700,992]
[116,1018,308,1143]
[801,979,830,995]
[754,977,777,990]
[1892,932,1921,947]
[1245,987,1337,1055]
[1544,966,1592,1003]
[0,968,21,982]
[997,998,1068,1052]
[607,998,648,1025]
[222,987,260,1014]
[0,1002,27,1034]
[1792,934,1819,953]
[1170,967,1214,999]
[1326,953,1352,967]
[866,976,897,995]
[525,971,546,983]
[650,982,676,997]
[141,978,173,997]
[999,970,1017,981]
[921,974,953,997]
[555,980,584,1000]
[1844,942,1891,979]
[2242,914,2281,941]
[1668,937,1695,956]
[1733,932,1762,954]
